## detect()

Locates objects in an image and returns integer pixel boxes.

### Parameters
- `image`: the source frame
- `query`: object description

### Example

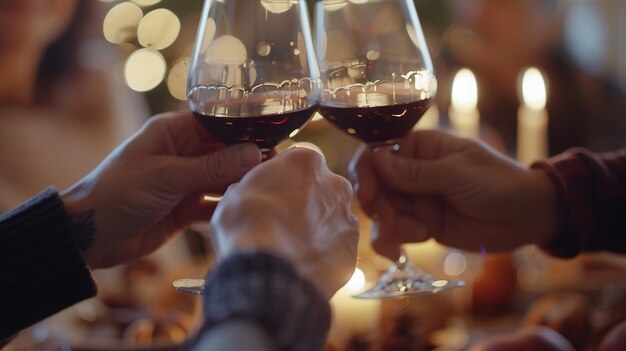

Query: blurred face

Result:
[0,0,78,51]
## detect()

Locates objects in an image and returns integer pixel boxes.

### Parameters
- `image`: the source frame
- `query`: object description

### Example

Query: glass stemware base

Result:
[353,256,465,299]
[172,278,206,295]
[172,258,464,298]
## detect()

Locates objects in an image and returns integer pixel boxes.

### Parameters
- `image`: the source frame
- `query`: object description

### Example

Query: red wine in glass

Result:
[193,107,317,151]
[319,98,431,145]
[188,82,319,158]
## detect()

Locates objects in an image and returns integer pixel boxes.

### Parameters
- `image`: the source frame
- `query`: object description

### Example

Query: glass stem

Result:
[395,256,408,270]
[260,149,271,161]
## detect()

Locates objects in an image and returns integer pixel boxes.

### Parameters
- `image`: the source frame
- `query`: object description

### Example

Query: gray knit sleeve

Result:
[195,251,331,351]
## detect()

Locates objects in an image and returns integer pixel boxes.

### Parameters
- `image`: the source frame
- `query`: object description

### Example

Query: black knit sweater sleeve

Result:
[0,188,97,343]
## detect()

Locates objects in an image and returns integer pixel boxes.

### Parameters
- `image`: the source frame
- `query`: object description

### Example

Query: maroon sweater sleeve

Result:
[0,188,97,344]
[532,148,626,258]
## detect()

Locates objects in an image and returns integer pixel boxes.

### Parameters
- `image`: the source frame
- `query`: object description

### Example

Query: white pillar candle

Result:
[449,68,479,138]
[517,68,548,165]
[328,268,381,347]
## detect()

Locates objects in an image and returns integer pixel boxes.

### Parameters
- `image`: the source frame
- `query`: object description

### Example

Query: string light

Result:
[102,1,184,96]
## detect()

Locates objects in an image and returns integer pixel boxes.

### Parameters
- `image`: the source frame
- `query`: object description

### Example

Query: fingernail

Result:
[237,144,262,168]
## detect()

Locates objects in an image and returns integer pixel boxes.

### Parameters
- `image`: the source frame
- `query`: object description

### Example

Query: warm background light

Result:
[444,252,468,276]
[517,67,549,165]
[131,0,162,7]
[137,9,181,50]
[167,57,191,101]
[451,68,478,111]
[205,35,248,65]
[521,67,547,110]
[344,268,366,292]
[261,1,293,14]
[125,49,167,92]
[103,2,143,44]
[449,68,479,138]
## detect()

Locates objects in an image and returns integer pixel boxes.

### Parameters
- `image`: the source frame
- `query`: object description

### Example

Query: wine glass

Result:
[173,0,320,294]
[315,0,464,299]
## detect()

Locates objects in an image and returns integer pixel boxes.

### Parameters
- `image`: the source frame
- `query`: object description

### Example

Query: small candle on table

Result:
[449,68,479,138]
[517,67,548,165]
[329,268,381,347]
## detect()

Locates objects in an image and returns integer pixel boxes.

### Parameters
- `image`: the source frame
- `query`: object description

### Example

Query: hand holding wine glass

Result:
[175,0,320,294]
[315,0,463,298]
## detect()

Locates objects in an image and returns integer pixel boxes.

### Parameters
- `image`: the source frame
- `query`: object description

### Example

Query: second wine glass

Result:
[174,0,320,295]
[315,0,464,299]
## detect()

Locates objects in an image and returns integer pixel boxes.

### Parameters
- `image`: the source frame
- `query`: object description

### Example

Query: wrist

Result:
[528,169,563,247]
[198,251,331,351]
[61,182,99,267]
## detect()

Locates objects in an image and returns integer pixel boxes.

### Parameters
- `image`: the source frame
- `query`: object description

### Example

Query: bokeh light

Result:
[261,1,293,14]
[131,0,162,7]
[344,268,366,292]
[167,57,191,101]
[205,35,247,65]
[451,68,478,111]
[103,2,143,44]
[125,48,167,92]
[443,252,468,276]
[138,8,181,50]
[198,18,217,54]
[521,68,547,110]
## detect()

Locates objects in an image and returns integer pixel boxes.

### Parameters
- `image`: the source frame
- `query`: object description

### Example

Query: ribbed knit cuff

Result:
[531,150,593,258]
[0,188,97,340]
[199,251,331,351]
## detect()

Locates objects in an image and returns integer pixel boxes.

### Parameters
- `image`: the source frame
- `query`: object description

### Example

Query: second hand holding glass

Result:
[315,0,464,299]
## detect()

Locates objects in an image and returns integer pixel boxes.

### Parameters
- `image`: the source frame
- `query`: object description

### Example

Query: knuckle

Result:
[301,147,325,167]
[336,175,354,199]
[405,158,422,182]
[204,152,230,184]
[287,147,327,176]
[144,115,170,132]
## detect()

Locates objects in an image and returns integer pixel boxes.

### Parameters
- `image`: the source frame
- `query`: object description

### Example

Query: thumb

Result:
[180,143,262,193]
[371,148,450,194]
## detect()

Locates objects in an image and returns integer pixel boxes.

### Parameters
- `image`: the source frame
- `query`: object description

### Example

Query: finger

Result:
[147,193,218,240]
[408,194,445,240]
[371,148,453,194]
[367,192,399,259]
[348,145,379,209]
[175,193,220,224]
[330,173,354,203]
[371,214,429,260]
[139,110,224,157]
[272,147,327,179]
[179,143,262,194]
[400,129,473,160]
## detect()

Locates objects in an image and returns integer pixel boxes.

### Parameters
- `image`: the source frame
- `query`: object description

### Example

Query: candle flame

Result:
[451,68,478,111]
[521,68,547,110]
[344,268,366,291]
